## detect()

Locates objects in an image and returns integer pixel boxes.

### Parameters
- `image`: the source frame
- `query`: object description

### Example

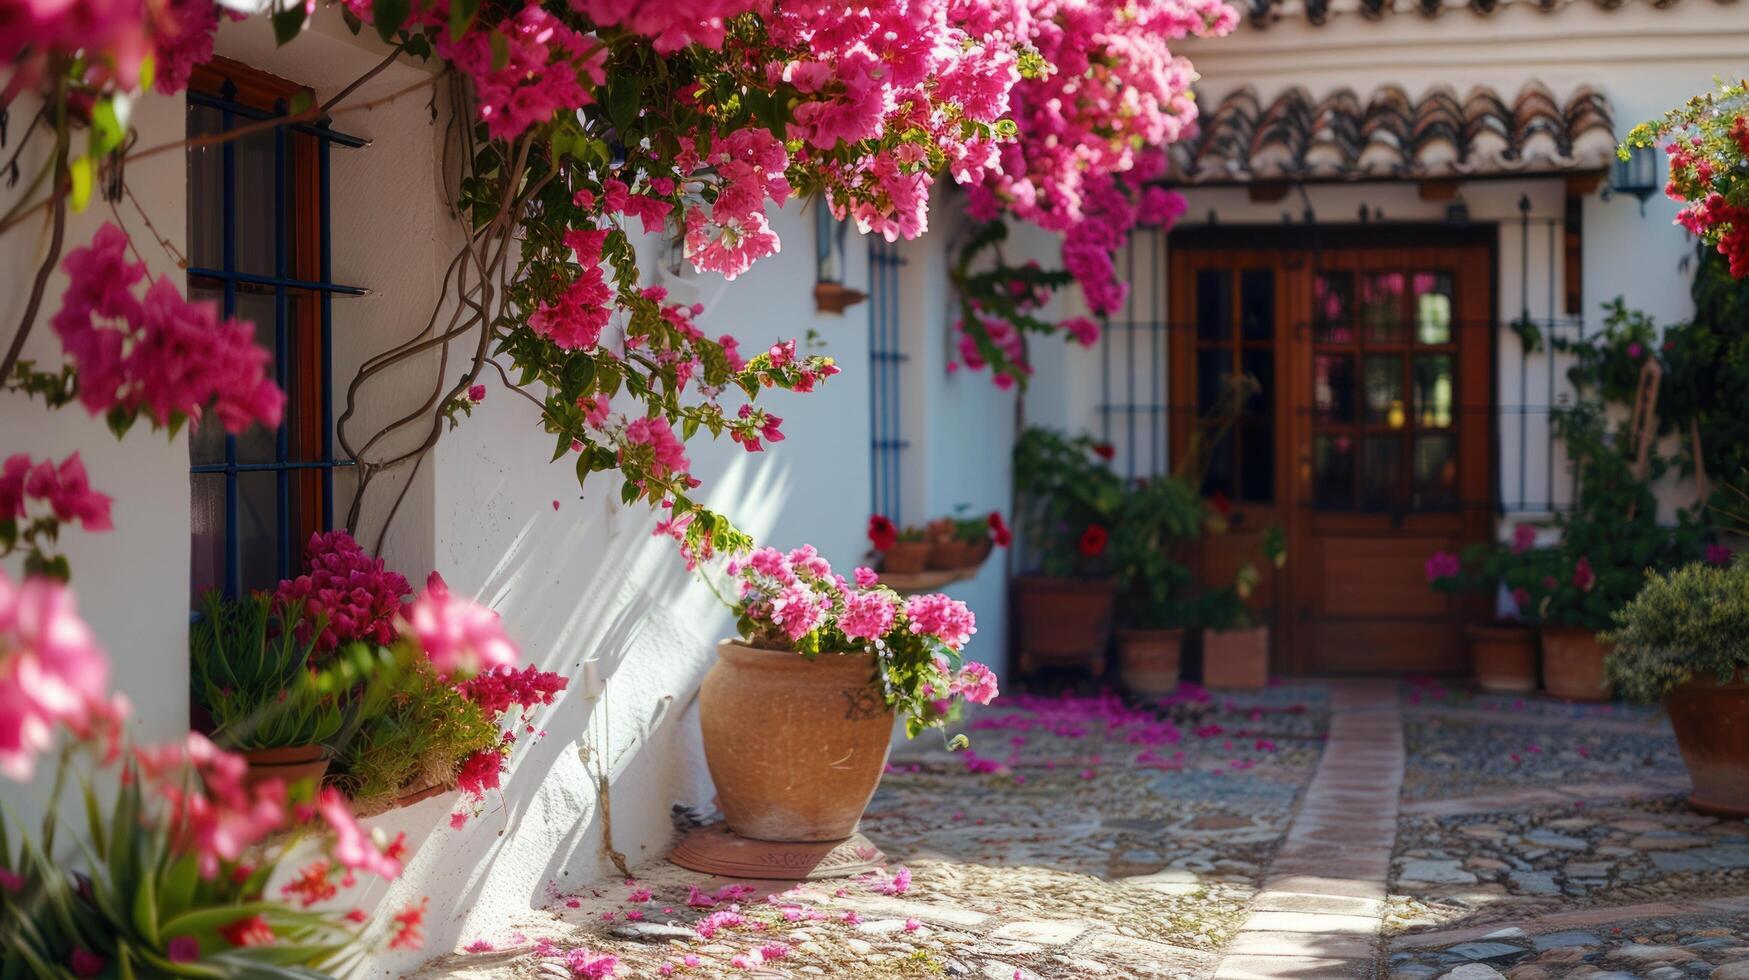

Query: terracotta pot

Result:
[1540,627,1613,701]
[1202,626,1270,689]
[1013,577,1116,677]
[881,541,931,574]
[1468,622,1538,693]
[965,537,994,567]
[242,745,329,793]
[1666,673,1749,817]
[926,539,974,570]
[1116,628,1184,696]
[700,641,894,842]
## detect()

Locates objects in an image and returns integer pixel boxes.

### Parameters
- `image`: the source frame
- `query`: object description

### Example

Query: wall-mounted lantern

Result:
[1605,145,1660,214]
[814,198,867,314]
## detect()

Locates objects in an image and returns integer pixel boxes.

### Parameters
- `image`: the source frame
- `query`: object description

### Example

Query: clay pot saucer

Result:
[668,823,886,880]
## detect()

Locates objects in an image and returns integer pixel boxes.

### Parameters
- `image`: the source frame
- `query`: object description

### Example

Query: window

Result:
[1310,270,1459,512]
[186,61,364,599]
[1193,266,1275,503]
[867,238,907,522]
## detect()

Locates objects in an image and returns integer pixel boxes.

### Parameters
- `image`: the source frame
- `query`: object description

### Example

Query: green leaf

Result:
[138,54,155,94]
[288,90,313,116]
[488,29,510,71]
[91,97,126,157]
[271,3,307,45]
[68,156,92,213]
[372,0,410,44]
[607,76,641,134]
[448,0,480,41]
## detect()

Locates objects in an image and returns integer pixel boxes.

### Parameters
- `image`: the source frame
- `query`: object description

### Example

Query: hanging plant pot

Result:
[700,641,894,842]
[1665,673,1749,817]
[1468,622,1538,693]
[1116,628,1184,696]
[926,539,976,570]
[880,541,931,575]
[1202,625,1270,690]
[241,745,329,793]
[1013,577,1116,677]
[1540,627,1613,701]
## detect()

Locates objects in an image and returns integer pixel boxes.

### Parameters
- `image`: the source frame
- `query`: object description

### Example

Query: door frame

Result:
[1167,222,1501,675]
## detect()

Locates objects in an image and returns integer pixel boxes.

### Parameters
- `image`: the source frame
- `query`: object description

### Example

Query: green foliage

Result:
[0,754,364,978]
[329,645,499,804]
[1109,476,1202,629]
[1605,558,1749,702]
[948,221,1079,388]
[189,592,345,752]
[1659,248,1749,496]
[1558,298,1660,406]
[1011,427,1124,578]
[1429,537,1558,623]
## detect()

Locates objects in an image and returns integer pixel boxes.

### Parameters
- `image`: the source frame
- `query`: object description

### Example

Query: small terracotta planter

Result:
[1664,673,1749,817]
[700,641,894,842]
[1116,628,1184,696]
[1540,627,1613,701]
[1202,626,1270,689]
[242,745,329,792]
[1468,622,1538,693]
[926,539,975,570]
[1013,577,1116,677]
[881,541,931,575]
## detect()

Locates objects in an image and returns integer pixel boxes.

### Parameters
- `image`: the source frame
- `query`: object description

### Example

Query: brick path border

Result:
[1213,679,1403,980]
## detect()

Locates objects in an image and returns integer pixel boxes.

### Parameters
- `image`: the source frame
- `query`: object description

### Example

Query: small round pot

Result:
[1540,627,1613,701]
[926,539,974,570]
[1468,622,1538,693]
[881,541,931,575]
[1665,673,1749,817]
[700,641,894,842]
[242,745,329,793]
[1202,625,1270,689]
[1116,628,1184,696]
[1013,577,1116,677]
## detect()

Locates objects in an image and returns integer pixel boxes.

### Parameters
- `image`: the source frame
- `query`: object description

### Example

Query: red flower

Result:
[1573,556,1595,592]
[1077,525,1108,558]
[1210,491,1232,517]
[988,511,1012,548]
[867,514,898,552]
[218,914,275,948]
[1091,443,1116,461]
[390,898,428,951]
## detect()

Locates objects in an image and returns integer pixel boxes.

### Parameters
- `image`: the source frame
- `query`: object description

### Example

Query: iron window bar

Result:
[190,79,365,599]
[868,239,909,524]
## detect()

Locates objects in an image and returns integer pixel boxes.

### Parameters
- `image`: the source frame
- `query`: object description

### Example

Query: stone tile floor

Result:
[413,679,1749,979]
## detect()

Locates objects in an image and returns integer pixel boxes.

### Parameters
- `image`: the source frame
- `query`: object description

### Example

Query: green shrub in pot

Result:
[190,591,344,752]
[1110,475,1202,630]
[1605,558,1749,702]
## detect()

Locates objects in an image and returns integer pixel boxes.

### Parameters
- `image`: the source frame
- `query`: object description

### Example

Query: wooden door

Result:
[1171,238,1495,675]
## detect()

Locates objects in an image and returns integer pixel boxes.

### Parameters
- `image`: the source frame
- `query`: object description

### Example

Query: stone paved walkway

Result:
[412,679,1749,980]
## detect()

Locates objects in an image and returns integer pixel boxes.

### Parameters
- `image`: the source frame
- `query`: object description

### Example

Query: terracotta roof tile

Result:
[1168,84,1615,183]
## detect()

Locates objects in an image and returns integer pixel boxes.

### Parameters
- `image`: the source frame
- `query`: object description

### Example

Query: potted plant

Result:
[867,514,931,574]
[1111,475,1203,695]
[702,545,995,841]
[1425,524,1551,693]
[190,591,345,790]
[1606,558,1749,816]
[927,508,1010,571]
[1011,427,1125,676]
[1199,525,1287,690]
[1536,402,1707,700]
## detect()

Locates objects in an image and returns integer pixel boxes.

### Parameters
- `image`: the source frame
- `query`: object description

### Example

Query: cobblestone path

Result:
[413,679,1749,979]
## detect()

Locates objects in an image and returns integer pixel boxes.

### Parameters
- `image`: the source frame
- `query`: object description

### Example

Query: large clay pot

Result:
[1665,673,1749,817]
[1540,627,1613,701]
[1116,628,1184,696]
[1013,577,1116,677]
[1468,622,1538,693]
[700,641,894,842]
[242,745,329,793]
[1202,625,1270,689]
[881,541,931,574]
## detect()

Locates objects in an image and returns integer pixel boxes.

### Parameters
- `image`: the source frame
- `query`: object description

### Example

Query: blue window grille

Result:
[868,239,908,522]
[1098,227,1170,480]
[186,69,366,599]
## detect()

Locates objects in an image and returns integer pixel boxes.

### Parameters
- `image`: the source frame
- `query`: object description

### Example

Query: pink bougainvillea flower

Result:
[403,571,519,677]
[70,948,106,977]
[218,914,276,948]
[1424,551,1461,583]
[1572,556,1596,592]
[1512,524,1537,554]
[0,570,112,781]
[456,747,504,800]
[275,529,411,651]
[1707,543,1732,565]
[317,788,403,881]
[5,452,113,532]
[562,947,620,978]
[389,899,428,951]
